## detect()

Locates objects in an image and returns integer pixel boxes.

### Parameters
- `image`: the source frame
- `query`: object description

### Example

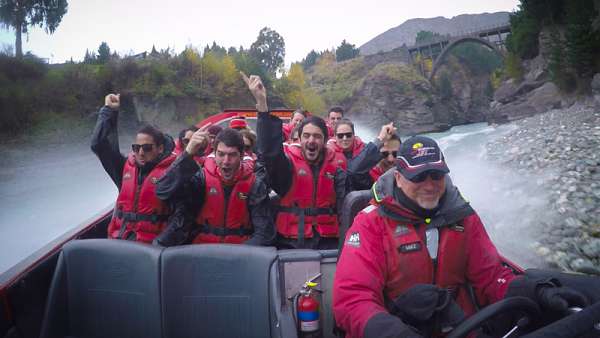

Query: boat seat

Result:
[40,239,163,338]
[338,189,373,250]
[161,244,286,338]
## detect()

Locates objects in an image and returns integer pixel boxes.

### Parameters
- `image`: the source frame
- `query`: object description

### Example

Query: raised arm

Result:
[242,72,293,195]
[90,94,127,188]
[156,126,211,209]
[348,123,397,190]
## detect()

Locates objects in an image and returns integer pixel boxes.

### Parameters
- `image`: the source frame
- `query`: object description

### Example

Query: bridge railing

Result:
[408,23,511,51]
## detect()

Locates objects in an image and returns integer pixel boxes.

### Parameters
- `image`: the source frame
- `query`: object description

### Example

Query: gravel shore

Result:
[486,103,600,274]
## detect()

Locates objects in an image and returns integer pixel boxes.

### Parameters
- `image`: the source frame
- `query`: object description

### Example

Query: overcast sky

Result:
[0,0,519,66]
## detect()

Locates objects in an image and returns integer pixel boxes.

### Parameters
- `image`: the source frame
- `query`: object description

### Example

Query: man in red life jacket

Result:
[327,106,344,139]
[91,93,184,245]
[156,127,273,245]
[283,109,305,141]
[244,72,376,249]
[333,136,589,338]
[175,126,198,155]
[369,133,401,183]
[328,118,397,189]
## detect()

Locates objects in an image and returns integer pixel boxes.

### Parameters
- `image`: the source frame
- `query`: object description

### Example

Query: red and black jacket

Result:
[333,170,516,338]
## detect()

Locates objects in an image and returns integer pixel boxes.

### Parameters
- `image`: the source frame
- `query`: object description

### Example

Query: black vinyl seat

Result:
[40,239,163,338]
[161,244,284,338]
[338,190,373,250]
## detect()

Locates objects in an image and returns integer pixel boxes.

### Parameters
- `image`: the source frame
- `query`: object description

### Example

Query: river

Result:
[0,122,547,275]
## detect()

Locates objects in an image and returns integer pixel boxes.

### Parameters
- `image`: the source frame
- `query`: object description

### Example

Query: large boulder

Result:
[523,55,548,82]
[527,82,562,112]
[488,82,561,122]
[493,79,546,104]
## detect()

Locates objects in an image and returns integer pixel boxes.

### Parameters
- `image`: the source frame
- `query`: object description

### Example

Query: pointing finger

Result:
[240,71,250,85]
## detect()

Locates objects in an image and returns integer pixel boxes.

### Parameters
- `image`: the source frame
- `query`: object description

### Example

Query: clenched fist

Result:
[105,93,120,110]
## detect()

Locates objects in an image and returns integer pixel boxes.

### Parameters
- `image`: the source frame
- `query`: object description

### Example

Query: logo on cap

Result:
[412,142,423,149]
[412,146,437,159]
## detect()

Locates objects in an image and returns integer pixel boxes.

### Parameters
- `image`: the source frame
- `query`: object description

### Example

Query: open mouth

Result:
[305,144,318,157]
[220,167,233,176]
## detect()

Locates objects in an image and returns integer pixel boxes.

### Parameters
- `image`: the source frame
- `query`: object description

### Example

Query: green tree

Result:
[415,30,442,44]
[149,45,160,58]
[204,41,227,58]
[0,0,68,58]
[97,42,110,64]
[548,27,576,92]
[505,52,523,81]
[250,27,285,76]
[83,49,95,64]
[451,42,502,76]
[565,0,600,79]
[506,8,541,59]
[302,50,319,69]
[335,40,359,62]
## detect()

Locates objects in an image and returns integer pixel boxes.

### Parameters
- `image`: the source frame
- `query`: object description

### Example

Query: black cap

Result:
[397,136,449,180]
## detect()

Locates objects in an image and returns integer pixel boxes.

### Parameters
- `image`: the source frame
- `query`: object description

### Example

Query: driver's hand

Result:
[537,285,589,312]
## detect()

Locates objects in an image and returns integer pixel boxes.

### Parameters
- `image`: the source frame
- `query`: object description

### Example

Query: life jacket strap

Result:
[196,224,253,237]
[114,210,169,223]
[275,206,336,216]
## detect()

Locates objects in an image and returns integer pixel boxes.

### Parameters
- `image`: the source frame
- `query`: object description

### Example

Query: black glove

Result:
[507,275,590,313]
[536,284,589,312]
[364,312,423,338]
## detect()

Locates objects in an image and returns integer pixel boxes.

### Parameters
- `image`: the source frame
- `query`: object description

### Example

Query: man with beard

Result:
[333,136,589,338]
[368,133,401,183]
[156,127,273,246]
[243,72,367,249]
[91,93,184,245]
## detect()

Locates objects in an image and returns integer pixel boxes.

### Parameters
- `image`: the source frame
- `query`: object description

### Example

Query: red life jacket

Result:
[275,146,345,240]
[326,123,334,140]
[377,213,476,317]
[282,123,294,141]
[328,136,365,159]
[193,161,256,244]
[108,152,176,243]
[174,139,184,155]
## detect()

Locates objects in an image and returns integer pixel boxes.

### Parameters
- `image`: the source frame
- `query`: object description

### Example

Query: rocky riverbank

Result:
[485,102,600,274]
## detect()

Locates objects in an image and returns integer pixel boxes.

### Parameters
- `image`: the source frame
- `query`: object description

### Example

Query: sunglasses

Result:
[410,170,445,183]
[381,151,398,158]
[336,132,353,140]
[132,143,155,153]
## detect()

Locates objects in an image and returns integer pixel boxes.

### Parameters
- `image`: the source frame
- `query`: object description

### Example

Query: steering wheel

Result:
[446,297,541,338]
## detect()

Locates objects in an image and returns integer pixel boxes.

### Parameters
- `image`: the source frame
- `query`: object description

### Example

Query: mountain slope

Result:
[360,12,510,55]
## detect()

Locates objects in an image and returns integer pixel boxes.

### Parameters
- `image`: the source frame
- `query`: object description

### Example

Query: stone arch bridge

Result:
[407,24,511,81]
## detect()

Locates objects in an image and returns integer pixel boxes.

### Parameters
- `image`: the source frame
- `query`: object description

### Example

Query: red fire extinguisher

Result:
[296,275,322,338]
